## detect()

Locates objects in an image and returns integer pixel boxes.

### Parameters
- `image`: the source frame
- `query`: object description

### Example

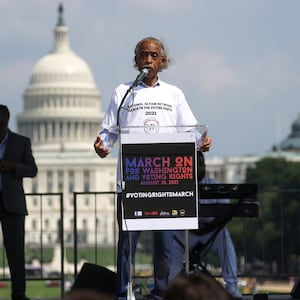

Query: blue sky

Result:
[1,0,300,158]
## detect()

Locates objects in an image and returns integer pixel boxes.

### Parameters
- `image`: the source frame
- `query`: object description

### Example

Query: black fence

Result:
[1,189,300,297]
[0,193,65,297]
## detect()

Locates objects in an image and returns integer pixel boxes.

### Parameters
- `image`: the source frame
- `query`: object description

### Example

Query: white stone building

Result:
[17,5,117,247]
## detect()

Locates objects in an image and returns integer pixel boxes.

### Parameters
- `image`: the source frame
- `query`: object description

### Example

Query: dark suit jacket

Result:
[1,130,38,214]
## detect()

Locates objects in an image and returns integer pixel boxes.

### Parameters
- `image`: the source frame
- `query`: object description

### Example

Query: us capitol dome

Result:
[15,4,117,247]
[17,4,103,154]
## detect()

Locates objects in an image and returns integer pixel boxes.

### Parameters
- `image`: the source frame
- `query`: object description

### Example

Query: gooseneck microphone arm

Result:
[116,88,131,128]
[116,68,148,128]
[116,68,148,300]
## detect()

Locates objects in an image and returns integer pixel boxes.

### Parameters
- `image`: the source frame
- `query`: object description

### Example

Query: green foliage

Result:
[236,156,300,274]
[246,157,300,189]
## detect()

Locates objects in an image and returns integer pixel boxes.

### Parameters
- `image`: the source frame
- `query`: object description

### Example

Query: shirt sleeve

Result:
[99,129,118,147]
[101,89,119,131]
[175,88,198,127]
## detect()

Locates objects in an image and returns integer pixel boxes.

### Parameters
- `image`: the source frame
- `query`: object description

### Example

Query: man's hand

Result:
[200,134,212,152]
[0,160,16,172]
[94,136,110,158]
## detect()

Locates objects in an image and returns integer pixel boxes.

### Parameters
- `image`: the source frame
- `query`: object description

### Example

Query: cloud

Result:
[171,51,245,96]
[0,58,35,129]
[244,51,300,99]
[170,48,300,105]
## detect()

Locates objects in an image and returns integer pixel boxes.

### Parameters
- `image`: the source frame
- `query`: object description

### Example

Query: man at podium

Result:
[94,36,211,300]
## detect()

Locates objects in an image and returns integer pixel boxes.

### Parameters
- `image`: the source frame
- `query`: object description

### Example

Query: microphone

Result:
[117,68,149,127]
[132,68,149,87]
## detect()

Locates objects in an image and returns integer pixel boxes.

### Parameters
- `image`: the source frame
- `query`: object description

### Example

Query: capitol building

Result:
[17,5,117,247]
[12,5,300,249]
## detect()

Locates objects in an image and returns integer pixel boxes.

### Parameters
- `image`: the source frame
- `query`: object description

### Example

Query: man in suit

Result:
[0,104,38,300]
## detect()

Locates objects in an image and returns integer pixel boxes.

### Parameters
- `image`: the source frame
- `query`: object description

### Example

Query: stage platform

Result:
[16,295,295,300]
[0,294,295,300]
[242,295,292,300]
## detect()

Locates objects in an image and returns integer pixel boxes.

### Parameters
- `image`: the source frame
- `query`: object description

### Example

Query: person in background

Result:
[66,263,117,300]
[169,151,242,299]
[163,270,231,300]
[94,37,211,300]
[0,104,38,300]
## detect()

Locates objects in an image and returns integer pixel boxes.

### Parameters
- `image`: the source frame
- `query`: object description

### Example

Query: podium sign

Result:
[120,132,198,231]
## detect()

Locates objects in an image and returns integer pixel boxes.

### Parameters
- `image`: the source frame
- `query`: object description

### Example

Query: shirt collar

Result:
[139,79,161,88]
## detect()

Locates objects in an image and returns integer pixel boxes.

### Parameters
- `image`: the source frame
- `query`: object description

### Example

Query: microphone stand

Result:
[116,79,137,300]
[184,230,190,273]
[116,69,148,300]
[117,68,148,127]
[117,86,133,128]
[127,231,135,300]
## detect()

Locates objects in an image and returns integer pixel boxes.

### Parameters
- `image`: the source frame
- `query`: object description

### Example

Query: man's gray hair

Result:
[133,37,173,71]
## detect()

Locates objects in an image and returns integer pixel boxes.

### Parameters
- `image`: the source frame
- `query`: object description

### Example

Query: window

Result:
[32,178,38,193]
[47,171,53,192]
[82,219,87,230]
[83,170,90,192]
[69,170,75,192]
[33,197,38,207]
[58,171,63,192]
[32,219,37,230]
[44,219,49,230]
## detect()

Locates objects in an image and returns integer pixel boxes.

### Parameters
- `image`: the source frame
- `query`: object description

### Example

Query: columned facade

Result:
[16,5,117,247]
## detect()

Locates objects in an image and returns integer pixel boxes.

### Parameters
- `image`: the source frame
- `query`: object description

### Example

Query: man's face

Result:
[135,40,166,84]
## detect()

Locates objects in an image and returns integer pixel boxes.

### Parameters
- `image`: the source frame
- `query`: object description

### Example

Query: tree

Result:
[228,156,300,275]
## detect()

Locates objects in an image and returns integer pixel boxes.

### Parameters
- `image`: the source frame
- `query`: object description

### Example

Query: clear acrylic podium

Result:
[104,125,205,299]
